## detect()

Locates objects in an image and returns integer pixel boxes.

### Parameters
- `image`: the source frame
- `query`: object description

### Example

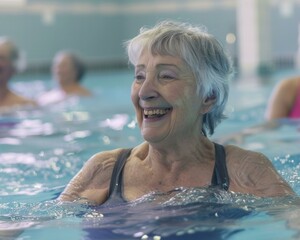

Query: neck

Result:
[135,137,215,193]
[146,134,214,173]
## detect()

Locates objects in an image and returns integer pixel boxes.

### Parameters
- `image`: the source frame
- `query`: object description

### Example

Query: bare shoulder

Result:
[78,86,92,96]
[273,77,299,103]
[274,77,298,91]
[59,148,124,204]
[225,145,267,163]
[83,148,124,172]
[224,145,271,180]
[265,77,300,120]
[1,91,36,108]
[224,145,294,197]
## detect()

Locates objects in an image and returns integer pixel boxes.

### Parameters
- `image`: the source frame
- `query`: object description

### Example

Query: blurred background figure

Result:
[265,76,300,120]
[37,51,91,106]
[0,37,36,112]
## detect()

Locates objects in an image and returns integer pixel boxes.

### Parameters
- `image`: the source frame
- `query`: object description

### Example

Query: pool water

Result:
[1,69,300,239]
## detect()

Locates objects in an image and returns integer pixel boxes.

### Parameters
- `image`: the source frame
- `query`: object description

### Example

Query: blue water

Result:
[1,69,300,239]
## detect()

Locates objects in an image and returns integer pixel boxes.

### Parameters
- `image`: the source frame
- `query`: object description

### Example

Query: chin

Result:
[142,132,169,145]
[142,134,160,143]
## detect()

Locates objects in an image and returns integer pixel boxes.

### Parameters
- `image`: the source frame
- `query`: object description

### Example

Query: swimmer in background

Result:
[0,37,36,112]
[37,51,91,106]
[218,75,300,145]
[265,76,300,120]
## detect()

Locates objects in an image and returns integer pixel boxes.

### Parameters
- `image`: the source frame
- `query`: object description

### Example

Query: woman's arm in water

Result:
[59,149,122,205]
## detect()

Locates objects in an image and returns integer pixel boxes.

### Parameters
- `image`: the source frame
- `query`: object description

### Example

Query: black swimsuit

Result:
[106,142,229,204]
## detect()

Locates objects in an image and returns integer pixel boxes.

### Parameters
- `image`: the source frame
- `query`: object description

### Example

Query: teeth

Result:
[144,108,170,116]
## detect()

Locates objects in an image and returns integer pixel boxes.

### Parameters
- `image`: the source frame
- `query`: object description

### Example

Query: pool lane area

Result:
[0,69,300,239]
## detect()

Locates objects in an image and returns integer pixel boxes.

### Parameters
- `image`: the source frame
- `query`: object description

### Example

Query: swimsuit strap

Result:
[106,143,229,203]
[211,142,230,190]
[107,148,132,201]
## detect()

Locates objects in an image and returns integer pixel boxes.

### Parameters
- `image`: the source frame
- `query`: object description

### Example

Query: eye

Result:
[158,71,177,80]
[134,72,145,82]
[160,74,174,80]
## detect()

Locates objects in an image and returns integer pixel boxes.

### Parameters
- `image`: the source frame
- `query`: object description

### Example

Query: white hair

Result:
[125,20,234,136]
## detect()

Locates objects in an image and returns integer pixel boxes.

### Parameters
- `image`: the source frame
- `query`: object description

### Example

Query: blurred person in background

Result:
[37,51,91,106]
[265,76,300,120]
[217,76,300,145]
[0,37,36,112]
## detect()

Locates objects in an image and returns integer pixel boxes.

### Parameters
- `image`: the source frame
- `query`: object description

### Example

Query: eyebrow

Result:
[135,63,181,71]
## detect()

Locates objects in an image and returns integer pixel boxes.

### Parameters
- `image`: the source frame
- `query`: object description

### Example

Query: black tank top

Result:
[106,143,229,204]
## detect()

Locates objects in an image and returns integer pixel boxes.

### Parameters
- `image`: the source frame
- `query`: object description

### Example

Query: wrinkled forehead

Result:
[135,47,192,74]
[137,46,180,62]
[136,41,181,61]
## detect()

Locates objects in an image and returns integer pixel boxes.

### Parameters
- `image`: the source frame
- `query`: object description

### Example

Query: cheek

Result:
[130,85,140,108]
[168,85,193,106]
[175,89,201,115]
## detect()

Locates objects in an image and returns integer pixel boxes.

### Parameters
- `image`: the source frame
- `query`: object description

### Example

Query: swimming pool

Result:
[1,69,300,239]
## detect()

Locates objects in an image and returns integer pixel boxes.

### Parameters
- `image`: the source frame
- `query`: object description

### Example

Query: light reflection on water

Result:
[0,92,141,205]
[0,188,300,240]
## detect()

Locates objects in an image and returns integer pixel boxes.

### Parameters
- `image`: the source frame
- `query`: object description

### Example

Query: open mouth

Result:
[144,108,172,119]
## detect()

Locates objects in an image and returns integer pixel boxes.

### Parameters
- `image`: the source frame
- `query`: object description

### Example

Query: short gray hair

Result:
[125,20,234,136]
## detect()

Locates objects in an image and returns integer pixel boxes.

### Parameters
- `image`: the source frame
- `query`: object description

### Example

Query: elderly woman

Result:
[59,21,294,205]
[38,51,91,106]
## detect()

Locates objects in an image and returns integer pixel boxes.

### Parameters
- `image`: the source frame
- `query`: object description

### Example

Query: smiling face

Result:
[131,51,212,146]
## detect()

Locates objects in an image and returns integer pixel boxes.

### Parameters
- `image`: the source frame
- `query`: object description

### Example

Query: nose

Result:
[138,73,159,101]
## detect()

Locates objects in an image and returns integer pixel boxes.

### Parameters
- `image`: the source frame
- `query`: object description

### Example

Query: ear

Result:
[201,95,216,114]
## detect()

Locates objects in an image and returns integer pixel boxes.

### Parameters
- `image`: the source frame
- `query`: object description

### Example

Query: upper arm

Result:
[265,79,296,120]
[229,150,295,197]
[58,149,122,205]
